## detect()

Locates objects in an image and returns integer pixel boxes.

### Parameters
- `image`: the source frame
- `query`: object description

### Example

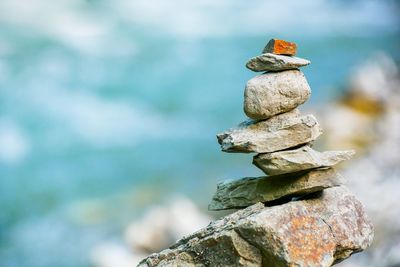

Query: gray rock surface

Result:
[253,145,355,175]
[208,168,344,210]
[217,110,322,153]
[246,53,310,72]
[138,186,373,267]
[244,70,311,120]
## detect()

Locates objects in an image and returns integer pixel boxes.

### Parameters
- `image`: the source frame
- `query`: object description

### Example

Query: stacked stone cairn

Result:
[208,38,355,210]
[138,39,373,267]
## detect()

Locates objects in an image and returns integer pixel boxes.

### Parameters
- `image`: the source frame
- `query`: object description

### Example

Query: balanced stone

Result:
[263,38,297,55]
[139,186,373,267]
[253,145,355,176]
[208,168,344,211]
[217,110,322,153]
[246,53,310,72]
[244,70,311,120]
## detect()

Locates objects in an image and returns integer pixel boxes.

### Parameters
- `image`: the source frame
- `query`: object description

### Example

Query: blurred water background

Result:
[0,0,399,266]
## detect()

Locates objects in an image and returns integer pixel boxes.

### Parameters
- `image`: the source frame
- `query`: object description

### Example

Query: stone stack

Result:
[138,39,373,267]
[209,38,355,210]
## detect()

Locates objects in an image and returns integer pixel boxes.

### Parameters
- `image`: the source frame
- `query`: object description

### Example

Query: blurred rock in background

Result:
[321,52,399,153]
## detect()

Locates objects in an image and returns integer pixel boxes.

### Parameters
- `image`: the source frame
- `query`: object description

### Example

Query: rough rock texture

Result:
[262,38,297,55]
[246,53,310,72]
[244,70,311,120]
[138,186,373,267]
[217,110,322,153]
[253,145,355,175]
[208,168,344,210]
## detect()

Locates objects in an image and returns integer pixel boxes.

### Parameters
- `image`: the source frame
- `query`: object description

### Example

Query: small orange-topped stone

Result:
[262,38,297,56]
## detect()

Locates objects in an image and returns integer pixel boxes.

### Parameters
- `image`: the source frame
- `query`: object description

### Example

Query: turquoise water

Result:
[0,0,399,266]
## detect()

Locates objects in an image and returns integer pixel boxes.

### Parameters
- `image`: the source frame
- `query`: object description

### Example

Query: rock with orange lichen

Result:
[138,186,373,267]
[263,38,297,56]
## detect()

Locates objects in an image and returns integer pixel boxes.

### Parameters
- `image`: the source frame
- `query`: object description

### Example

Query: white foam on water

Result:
[0,0,397,42]
[0,120,30,165]
[0,0,137,56]
[26,87,203,148]
[116,0,398,38]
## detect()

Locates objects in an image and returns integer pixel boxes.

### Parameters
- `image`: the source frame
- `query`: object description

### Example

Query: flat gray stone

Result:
[246,53,310,72]
[138,186,373,267]
[217,110,322,153]
[253,145,355,175]
[208,168,344,211]
[244,70,311,120]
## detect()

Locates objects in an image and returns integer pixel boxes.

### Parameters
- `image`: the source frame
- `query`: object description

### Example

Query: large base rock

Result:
[208,168,344,210]
[217,110,322,153]
[138,186,373,267]
[253,145,355,175]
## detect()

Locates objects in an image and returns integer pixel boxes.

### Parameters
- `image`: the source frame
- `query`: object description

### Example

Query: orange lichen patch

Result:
[262,39,297,56]
[283,216,336,265]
